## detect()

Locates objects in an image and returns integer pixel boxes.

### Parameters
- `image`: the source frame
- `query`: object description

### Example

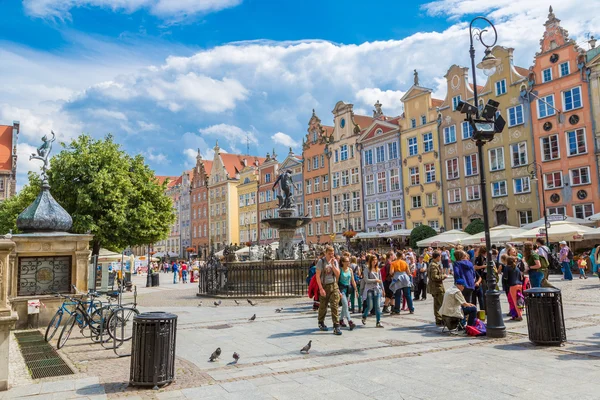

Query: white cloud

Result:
[88,108,128,121]
[23,0,243,21]
[145,148,168,164]
[271,132,298,148]
[198,124,257,153]
[355,88,406,117]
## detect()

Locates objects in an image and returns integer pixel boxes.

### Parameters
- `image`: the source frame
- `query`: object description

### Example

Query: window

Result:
[421,115,426,125]
[495,79,507,96]
[308,224,313,236]
[514,177,531,194]
[563,87,582,111]
[559,62,570,77]
[414,222,423,228]
[323,197,329,216]
[320,155,325,168]
[340,145,348,161]
[429,220,440,230]
[452,95,462,111]
[352,191,361,211]
[507,105,524,127]
[376,145,385,163]
[367,204,377,220]
[364,149,373,165]
[424,163,436,183]
[518,210,533,227]
[390,169,400,191]
[342,193,350,212]
[351,168,359,184]
[461,121,473,140]
[570,167,591,186]
[265,173,271,183]
[332,172,340,188]
[266,191,272,201]
[365,174,375,195]
[409,167,420,185]
[542,68,552,83]
[426,193,438,207]
[492,181,508,197]
[306,161,311,172]
[466,185,480,201]
[408,137,418,156]
[448,188,461,203]
[315,199,321,217]
[411,195,422,209]
[446,158,459,179]
[334,149,339,163]
[541,135,560,161]
[312,130,318,143]
[567,128,587,156]
[548,206,566,216]
[451,217,463,230]
[391,200,402,217]
[323,175,328,190]
[314,177,320,192]
[341,170,349,186]
[574,204,594,219]
[350,145,354,158]
[444,125,456,144]
[511,142,528,167]
[388,142,398,159]
[464,153,479,176]
[544,172,563,189]
[411,118,417,128]
[377,171,387,193]
[313,156,319,170]
[423,132,433,152]
[489,147,505,171]
[537,95,555,118]
[378,202,389,219]
[305,179,312,194]
[333,195,341,214]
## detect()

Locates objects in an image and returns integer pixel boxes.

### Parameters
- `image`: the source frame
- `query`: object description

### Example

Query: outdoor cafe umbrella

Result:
[513,220,600,243]
[379,229,412,238]
[416,229,471,247]
[461,225,527,246]
[520,215,595,229]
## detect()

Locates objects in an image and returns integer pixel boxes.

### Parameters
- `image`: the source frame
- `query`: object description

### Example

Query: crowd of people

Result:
[306,238,585,335]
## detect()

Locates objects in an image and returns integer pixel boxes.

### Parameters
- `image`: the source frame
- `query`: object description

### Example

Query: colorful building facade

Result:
[237,161,259,245]
[0,121,19,202]
[258,152,279,245]
[191,151,212,258]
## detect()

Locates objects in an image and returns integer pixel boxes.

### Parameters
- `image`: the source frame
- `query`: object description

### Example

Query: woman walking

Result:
[362,255,384,328]
[506,256,524,321]
[338,256,357,330]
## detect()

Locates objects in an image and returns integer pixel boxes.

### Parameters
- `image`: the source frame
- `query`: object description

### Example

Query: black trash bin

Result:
[523,287,566,346]
[130,312,177,388]
[151,272,160,287]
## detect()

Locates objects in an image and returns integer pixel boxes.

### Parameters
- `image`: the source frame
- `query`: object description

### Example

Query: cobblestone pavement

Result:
[4,275,600,399]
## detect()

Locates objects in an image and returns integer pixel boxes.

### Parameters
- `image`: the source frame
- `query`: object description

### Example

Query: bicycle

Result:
[105,284,139,342]
[44,294,78,342]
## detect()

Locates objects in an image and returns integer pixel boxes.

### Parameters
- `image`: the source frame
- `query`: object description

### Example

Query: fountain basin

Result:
[261,217,312,229]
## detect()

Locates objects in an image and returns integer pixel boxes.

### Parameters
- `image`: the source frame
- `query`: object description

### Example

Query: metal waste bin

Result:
[130,312,177,388]
[523,287,566,346]
[151,272,160,287]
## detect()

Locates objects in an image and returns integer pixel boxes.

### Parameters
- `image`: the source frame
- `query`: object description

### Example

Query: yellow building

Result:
[399,73,444,230]
[237,162,259,245]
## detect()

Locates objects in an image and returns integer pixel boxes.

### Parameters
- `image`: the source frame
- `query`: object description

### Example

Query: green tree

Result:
[0,173,42,234]
[410,225,437,248]
[465,219,485,235]
[48,134,175,256]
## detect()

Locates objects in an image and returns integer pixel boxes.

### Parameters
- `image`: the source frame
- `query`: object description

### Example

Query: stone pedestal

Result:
[0,240,17,391]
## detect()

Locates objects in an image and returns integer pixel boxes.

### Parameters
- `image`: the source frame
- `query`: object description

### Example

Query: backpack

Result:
[567,249,574,261]
[466,319,486,336]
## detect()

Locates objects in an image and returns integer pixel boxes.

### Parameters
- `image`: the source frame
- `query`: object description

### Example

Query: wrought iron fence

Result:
[197,258,310,297]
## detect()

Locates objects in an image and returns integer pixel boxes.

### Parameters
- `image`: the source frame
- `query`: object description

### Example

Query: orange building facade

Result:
[191,151,212,259]
[0,121,19,202]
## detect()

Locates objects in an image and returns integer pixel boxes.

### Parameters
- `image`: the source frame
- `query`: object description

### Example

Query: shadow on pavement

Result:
[269,328,321,338]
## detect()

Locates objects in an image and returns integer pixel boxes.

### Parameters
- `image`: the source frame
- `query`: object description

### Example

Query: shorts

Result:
[442,260,450,269]
[383,281,394,299]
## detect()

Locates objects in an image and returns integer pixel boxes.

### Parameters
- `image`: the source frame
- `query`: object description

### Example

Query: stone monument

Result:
[261,169,311,260]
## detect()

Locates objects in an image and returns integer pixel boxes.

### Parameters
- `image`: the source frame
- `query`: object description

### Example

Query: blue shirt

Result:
[453,260,476,289]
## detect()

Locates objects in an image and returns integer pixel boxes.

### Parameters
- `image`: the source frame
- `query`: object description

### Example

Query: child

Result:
[578,253,589,279]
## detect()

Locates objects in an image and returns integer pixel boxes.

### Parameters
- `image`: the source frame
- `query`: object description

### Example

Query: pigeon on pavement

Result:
[249,314,256,321]
[300,340,312,354]
[209,347,221,362]
[234,300,240,305]
[214,300,221,307]
[198,301,202,307]
[233,352,240,363]
[275,308,283,313]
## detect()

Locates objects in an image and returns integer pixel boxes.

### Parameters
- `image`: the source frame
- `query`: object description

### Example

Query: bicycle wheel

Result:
[57,311,79,349]
[44,310,63,342]
[89,307,112,343]
[107,307,139,342]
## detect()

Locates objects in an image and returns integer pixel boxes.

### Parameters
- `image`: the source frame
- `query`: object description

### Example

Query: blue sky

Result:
[1,0,599,186]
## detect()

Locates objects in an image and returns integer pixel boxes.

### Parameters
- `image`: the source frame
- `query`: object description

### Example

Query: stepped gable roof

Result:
[220,153,267,178]
[202,160,213,175]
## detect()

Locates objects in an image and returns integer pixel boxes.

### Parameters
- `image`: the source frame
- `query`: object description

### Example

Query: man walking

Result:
[559,241,574,281]
[316,246,342,335]
[172,261,179,284]
[427,251,447,325]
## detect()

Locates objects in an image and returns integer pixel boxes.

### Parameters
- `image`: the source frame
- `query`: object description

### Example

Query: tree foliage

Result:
[465,219,485,235]
[47,134,175,255]
[410,225,437,248]
[0,173,42,235]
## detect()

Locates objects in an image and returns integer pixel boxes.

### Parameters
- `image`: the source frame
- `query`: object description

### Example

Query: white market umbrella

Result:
[379,229,412,238]
[97,248,122,262]
[513,220,600,243]
[355,232,381,239]
[416,229,470,247]
[461,225,527,246]
[235,246,251,255]
[586,212,600,222]
[521,215,595,229]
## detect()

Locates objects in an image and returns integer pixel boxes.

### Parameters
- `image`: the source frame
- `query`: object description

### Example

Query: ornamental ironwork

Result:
[17,256,72,296]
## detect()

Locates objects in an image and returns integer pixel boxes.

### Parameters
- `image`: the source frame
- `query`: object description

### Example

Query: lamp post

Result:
[528,162,550,245]
[343,206,351,250]
[467,16,506,338]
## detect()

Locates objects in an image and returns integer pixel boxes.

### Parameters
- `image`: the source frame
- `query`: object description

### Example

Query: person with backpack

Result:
[338,256,357,330]
[413,255,428,301]
[316,247,342,335]
[381,253,394,314]
[559,241,574,281]
[390,251,415,315]
[172,261,179,284]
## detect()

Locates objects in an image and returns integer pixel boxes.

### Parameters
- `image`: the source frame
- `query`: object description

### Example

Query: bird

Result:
[247,299,257,306]
[275,308,283,313]
[214,300,221,307]
[232,352,240,363]
[234,300,240,305]
[209,347,221,362]
[246,299,253,305]
[198,301,202,307]
[249,314,256,321]
[300,340,312,354]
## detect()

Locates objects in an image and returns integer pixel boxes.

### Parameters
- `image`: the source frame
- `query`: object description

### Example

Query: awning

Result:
[355,232,381,239]
[460,225,526,246]
[416,229,471,247]
[379,229,412,238]
[513,220,600,243]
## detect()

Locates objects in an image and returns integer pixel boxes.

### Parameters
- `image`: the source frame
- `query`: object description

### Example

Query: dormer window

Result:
[375,128,383,135]
[312,130,318,143]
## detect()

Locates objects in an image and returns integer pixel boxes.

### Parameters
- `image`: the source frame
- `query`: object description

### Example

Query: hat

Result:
[455,278,466,286]
[559,241,567,245]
